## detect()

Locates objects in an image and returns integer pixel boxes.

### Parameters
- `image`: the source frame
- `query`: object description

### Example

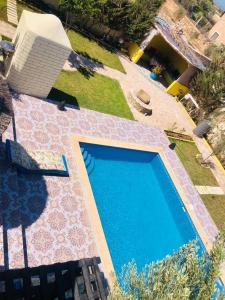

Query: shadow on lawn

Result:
[78,65,95,79]
[48,88,80,109]
[77,51,104,66]
[68,51,104,71]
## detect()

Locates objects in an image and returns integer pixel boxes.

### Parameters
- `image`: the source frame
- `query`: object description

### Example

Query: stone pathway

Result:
[65,51,225,194]
[7,0,18,25]
[65,52,194,132]
[0,20,16,39]
[195,186,225,195]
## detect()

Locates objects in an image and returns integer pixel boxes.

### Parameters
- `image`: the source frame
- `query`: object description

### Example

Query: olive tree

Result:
[109,226,225,300]
[59,0,106,29]
[190,45,225,119]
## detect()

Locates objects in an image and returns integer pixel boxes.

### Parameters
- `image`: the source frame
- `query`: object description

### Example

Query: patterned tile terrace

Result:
[0,94,218,274]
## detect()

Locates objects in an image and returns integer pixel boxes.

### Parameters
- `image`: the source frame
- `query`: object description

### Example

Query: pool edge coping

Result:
[71,134,225,286]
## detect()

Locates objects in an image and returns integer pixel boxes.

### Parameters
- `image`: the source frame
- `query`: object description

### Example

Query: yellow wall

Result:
[128,43,144,63]
[146,34,188,74]
[166,80,189,96]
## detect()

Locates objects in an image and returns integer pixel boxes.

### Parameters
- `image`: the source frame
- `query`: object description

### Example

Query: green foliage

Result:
[152,64,164,75]
[99,0,131,31]
[109,227,225,300]
[124,0,164,42]
[59,0,106,28]
[177,0,215,20]
[59,0,106,17]
[190,45,225,118]
[59,0,164,43]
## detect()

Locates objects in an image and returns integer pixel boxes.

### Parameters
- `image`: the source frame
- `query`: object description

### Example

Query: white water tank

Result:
[193,120,211,137]
[5,11,72,98]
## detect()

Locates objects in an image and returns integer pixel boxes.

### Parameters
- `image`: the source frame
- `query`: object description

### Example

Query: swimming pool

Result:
[79,141,200,275]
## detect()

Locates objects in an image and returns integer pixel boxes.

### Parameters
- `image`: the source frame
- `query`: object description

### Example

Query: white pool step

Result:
[85,154,92,168]
[87,158,95,175]
[81,147,95,175]
[82,150,88,161]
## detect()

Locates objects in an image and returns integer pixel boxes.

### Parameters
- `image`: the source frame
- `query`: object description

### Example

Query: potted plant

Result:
[150,64,164,80]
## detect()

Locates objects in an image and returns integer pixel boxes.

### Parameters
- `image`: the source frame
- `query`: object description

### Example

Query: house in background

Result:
[5,11,72,98]
[129,17,210,97]
[208,13,225,45]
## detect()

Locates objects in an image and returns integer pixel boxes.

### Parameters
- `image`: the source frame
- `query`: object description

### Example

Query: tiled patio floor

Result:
[0,94,218,274]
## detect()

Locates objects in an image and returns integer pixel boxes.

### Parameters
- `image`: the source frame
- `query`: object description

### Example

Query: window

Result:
[210,32,219,41]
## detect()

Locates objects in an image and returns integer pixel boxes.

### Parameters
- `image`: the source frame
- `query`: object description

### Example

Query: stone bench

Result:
[128,90,152,115]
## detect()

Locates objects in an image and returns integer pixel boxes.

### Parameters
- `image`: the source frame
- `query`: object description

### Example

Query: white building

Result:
[208,13,225,45]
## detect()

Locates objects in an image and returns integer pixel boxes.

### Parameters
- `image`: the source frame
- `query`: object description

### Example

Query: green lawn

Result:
[169,137,225,230]
[49,69,134,120]
[201,195,225,231]
[1,34,12,41]
[0,0,7,22]
[169,138,218,186]
[67,30,126,73]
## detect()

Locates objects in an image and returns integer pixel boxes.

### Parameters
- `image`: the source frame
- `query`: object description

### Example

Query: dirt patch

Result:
[165,130,193,142]
[159,0,210,54]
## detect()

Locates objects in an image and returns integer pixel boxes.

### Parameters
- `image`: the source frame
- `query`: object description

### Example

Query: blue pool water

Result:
[80,142,199,274]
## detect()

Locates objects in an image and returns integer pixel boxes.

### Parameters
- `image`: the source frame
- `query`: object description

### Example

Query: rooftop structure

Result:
[129,17,210,97]
[5,11,72,98]
[154,17,210,71]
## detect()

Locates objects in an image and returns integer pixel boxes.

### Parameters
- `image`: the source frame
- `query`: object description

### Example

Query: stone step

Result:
[7,10,17,14]
[7,0,18,25]
[82,150,88,161]
[7,6,16,10]
[8,15,18,20]
[8,17,18,24]
[7,14,17,18]
[87,157,95,175]
[8,1,17,5]
[8,4,17,7]
[8,19,18,25]
[7,13,17,17]
[195,185,225,195]
[85,154,92,168]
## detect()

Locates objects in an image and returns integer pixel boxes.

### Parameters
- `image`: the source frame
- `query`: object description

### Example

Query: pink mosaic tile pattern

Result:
[0,94,218,271]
